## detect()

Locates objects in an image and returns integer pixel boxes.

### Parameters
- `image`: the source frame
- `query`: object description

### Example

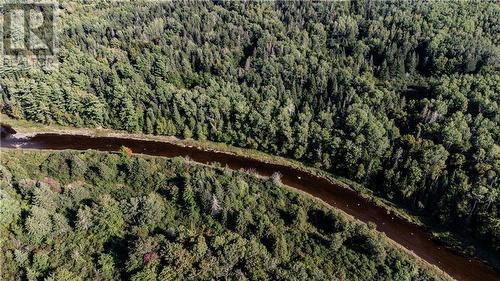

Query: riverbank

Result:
[0,115,418,222]
[1,115,499,275]
[1,148,455,281]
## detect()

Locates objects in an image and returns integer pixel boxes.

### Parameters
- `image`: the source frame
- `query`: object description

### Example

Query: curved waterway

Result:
[1,130,498,281]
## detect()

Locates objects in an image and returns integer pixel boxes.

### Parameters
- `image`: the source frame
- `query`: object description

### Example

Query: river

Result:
[1,129,498,281]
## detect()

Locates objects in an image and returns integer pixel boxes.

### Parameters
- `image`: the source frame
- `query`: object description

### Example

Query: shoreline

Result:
[1,146,453,281]
[1,115,498,278]
[0,115,418,222]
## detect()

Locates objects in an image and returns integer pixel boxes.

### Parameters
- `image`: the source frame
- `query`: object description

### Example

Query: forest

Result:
[0,0,498,263]
[0,149,448,280]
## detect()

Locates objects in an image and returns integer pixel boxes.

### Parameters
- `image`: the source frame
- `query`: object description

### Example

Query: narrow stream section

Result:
[1,131,498,281]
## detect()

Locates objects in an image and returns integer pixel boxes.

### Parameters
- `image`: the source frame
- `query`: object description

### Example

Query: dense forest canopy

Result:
[1,0,499,257]
[0,150,448,280]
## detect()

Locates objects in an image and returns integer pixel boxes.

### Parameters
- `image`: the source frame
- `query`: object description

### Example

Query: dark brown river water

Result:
[1,130,498,281]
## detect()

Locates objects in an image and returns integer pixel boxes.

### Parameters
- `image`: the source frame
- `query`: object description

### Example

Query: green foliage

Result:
[25,206,52,244]
[0,150,447,280]
[0,0,498,262]
[0,189,20,230]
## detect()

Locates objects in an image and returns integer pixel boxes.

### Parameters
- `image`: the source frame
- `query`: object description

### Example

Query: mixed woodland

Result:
[0,150,448,280]
[0,0,499,260]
